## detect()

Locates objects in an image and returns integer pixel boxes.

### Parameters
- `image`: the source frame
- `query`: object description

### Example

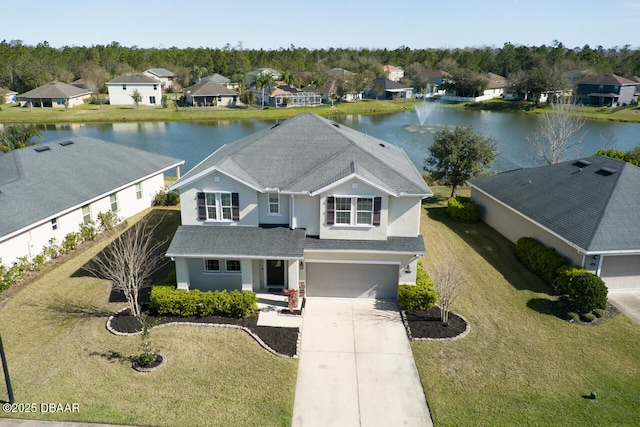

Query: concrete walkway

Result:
[292,298,432,427]
[608,290,640,324]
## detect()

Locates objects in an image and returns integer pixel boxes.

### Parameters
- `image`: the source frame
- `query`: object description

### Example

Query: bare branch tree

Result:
[433,258,465,325]
[84,215,169,319]
[527,99,587,164]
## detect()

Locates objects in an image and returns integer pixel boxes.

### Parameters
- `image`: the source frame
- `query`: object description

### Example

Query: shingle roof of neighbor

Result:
[0,137,184,241]
[145,68,174,77]
[18,81,91,99]
[107,73,160,84]
[172,113,430,197]
[468,156,640,252]
[184,81,237,96]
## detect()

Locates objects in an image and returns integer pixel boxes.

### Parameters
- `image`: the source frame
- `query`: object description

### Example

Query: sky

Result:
[4,0,640,50]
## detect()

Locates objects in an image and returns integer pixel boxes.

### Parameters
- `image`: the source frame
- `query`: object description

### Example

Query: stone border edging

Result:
[400,309,471,342]
[106,308,299,359]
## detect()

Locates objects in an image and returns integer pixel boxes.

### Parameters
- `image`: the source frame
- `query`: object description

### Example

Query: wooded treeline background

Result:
[1,40,639,94]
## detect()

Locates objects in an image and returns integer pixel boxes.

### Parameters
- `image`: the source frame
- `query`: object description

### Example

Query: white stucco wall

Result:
[178,172,259,226]
[0,173,165,266]
[258,192,289,224]
[107,83,163,106]
[387,196,422,237]
[292,194,319,235]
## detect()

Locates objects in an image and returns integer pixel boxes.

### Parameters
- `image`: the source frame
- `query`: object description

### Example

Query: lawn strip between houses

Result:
[0,207,297,427]
[412,186,640,426]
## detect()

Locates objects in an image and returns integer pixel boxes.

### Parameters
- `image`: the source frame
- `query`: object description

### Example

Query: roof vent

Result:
[270,123,281,129]
[34,146,50,152]
[596,167,617,176]
[379,143,386,148]
[572,159,592,168]
[59,140,74,147]
[332,123,340,128]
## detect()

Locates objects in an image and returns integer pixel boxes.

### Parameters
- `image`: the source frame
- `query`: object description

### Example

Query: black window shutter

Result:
[327,196,335,225]
[373,196,382,226]
[197,192,206,220]
[231,192,240,221]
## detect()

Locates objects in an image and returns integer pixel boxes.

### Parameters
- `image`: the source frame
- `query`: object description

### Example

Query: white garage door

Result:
[306,263,398,299]
[600,255,640,291]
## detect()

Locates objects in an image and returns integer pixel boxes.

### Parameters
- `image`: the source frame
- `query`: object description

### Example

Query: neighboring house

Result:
[144,68,175,90]
[183,81,238,107]
[384,65,404,82]
[303,80,362,103]
[441,72,508,102]
[468,156,640,291]
[425,69,450,96]
[166,113,431,299]
[0,87,17,104]
[17,81,91,108]
[575,73,637,106]
[246,68,281,84]
[71,78,90,90]
[329,68,355,76]
[201,73,239,91]
[0,137,183,265]
[250,83,321,107]
[368,78,413,100]
[107,73,163,106]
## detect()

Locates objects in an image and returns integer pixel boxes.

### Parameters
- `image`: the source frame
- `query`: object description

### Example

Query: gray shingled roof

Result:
[202,73,231,84]
[468,156,640,253]
[372,78,411,91]
[107,74,160,84]
[145,68,174,77]
[184,81,237,96]
[304,236,426,254]
[0,137,184,241]
[17,81,91,99]
[166,225,306,258]
[172,113,430,197]
[576,73,636,86]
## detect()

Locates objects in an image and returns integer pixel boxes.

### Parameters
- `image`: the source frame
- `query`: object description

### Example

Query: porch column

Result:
[241,259,253,292]
[288,259,300,290]
[175,257,190,290]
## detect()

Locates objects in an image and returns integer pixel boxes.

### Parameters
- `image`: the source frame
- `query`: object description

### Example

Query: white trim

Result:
[310,172,396,197]
[169,159,262,193]
[166,253,302,260]
[304,249,424,255]
[304,259,401,265]
[267,192,281,215]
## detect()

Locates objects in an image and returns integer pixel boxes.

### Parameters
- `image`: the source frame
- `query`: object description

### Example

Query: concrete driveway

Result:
[608,291,640,324]
[292,298,432,427]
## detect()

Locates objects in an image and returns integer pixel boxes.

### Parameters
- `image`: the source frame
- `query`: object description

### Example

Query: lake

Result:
[33,107,640,174]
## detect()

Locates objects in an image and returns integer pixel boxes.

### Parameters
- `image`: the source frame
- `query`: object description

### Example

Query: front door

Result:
[266,260,286,287]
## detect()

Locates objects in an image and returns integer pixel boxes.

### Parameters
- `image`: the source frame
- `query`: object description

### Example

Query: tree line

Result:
[1,40,639,95]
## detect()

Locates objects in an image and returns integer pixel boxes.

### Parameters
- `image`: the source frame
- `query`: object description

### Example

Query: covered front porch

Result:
[166,225,306,293]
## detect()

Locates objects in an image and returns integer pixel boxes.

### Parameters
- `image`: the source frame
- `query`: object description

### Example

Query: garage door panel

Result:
[306,263,398,299]
[600,255,640,291]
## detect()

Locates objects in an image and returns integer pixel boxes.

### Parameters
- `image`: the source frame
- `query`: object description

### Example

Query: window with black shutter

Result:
[373,197,382,226]
[327,196,335,225]
[197,192,206,220]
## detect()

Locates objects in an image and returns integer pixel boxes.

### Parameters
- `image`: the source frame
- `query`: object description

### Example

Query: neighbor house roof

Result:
[0,137,184,242]
[304,235,426,254]
[145,68,174,77]
[171,113,430,197]
[486,73,508,89]
[372,78,411,91]
[184,81,237,96]
[468,156,640,253]
[166,226,306,259]
[201,73,231,84]
[107,73,160,85]
[0,87,18,95]
[576,73,636,86]
[17,81,91,99]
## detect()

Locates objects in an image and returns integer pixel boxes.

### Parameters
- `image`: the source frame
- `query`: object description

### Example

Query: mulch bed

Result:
[109,310,299,357]
[404,307,468,340]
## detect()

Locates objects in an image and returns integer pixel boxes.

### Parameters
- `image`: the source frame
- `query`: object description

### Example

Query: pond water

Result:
[32,106,640,174]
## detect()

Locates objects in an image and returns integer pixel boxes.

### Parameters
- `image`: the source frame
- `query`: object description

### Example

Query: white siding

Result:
[107,83,163,106]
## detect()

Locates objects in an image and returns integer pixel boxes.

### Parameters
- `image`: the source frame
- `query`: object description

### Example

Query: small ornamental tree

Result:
[433,258,465,325]
[131,89,142,109]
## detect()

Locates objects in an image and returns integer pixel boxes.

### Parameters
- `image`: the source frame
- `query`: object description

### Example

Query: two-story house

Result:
[107,73,163,106]
[575,73,637,106]
[166,113,432,299]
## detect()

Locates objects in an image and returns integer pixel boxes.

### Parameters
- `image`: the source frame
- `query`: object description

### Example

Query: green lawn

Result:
[0,208,297,427]
[414,186,640,426]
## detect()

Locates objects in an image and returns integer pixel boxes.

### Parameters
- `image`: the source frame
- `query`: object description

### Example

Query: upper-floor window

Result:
[198,192,239,222]
[327,196,381,226]
[122,85,126,90]
[268,192,280,215]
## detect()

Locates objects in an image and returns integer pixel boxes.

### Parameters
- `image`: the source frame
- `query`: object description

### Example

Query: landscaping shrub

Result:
[79,221,97,242]
[398,262,438,311]
[447,197,482,221]
[567,311,579,321]
[556,265,586,294]
[150,285,258,318]
[97,210,121,232]
[581,312,596,322]
[566,272,608,314]
[153,189,180,206]
[593,308,605,318]
[516,237,569,283]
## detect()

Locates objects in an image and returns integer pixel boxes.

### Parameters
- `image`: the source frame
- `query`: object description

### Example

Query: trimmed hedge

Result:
[556,265,585,294]
[516,237,569,283]
[150,285,258,318]
[398,261,438,311]
[566,272,608,314]
[447,197,482,221]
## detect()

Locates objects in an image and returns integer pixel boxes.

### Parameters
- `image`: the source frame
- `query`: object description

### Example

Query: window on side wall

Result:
[51,218,58,231]
[110,193,118,212]
[82,205,91,224]
[268,192,280,214]
[135,182,143,200]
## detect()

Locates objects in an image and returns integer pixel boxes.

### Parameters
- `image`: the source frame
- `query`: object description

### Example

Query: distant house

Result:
[329,68,355,77]
[246,68,281,84]
[251,82,321,107]
[0,137,183,265]
[575,73,637,106]
[441,72,508,102]
[201,73,239,90]
[425,70,450,96]
[368,78,412,100]
[183,81,238,107]
[144,68,175,90]
[166,113,431,298]
[303,80,362,103]
[17,81,92,108]
[384,65,404,82]
[0,87,17,104]
[469,156,640,291]
[107,73,163,106]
